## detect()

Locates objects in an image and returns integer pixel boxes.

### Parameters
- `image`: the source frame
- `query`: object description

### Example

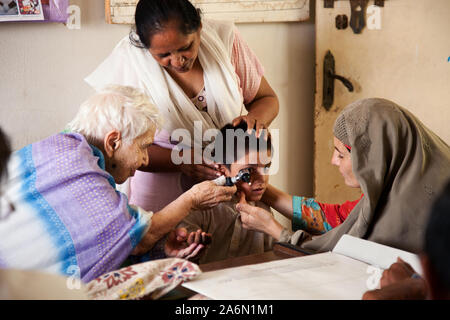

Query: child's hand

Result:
[164,228,211,260]
[236,192,283,239]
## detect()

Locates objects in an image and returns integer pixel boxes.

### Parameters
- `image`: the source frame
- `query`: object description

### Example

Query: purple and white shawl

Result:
[0,133,152,282]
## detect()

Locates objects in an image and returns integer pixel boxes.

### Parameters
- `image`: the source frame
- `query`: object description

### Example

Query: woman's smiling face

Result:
[331,136,360,188]
[148,20,201,74]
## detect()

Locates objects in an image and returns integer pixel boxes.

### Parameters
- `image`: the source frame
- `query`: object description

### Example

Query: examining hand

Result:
[188,180,237,210]
[179,149,222,183]
[180,163,221,183]
[232,114,267,138]
[164,227,212,260]
[380,257,416,288]
[235,192,283,240]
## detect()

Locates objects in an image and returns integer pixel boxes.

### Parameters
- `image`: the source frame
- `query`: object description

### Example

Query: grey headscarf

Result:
[302,98,450,253]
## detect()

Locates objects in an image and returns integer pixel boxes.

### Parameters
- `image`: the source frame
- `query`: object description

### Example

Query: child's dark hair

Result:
[211,121,272,168]
[424,180,450,293]
[131,0,202,49]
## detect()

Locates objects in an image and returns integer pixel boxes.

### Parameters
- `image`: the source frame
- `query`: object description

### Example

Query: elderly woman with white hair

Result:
[0,85,236,283]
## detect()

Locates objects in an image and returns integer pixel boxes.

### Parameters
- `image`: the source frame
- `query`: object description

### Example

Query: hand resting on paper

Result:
[362,257,428,300]
[362,278,427,300]
[380,257,417,287]
[164,227,212,261]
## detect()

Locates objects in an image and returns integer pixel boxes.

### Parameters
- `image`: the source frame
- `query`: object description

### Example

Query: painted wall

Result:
[314,0,450,204]
[0,0,315,229]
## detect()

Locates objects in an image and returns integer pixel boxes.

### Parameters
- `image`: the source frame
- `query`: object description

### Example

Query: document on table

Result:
[182,235,421,300]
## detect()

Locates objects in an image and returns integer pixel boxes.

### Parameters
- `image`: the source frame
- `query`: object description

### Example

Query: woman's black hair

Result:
[130,0,202,49]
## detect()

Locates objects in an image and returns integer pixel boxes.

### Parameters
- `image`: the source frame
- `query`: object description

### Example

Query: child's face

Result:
[226,150,271,202]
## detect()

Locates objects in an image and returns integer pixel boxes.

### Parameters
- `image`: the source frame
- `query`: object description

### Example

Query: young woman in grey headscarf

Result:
[236,98,450,253]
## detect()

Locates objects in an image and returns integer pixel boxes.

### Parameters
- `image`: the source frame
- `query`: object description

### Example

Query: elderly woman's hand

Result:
[164,228,212,260]
[179,149,222,183]
[235,192,283,240]
[188,180,236,210]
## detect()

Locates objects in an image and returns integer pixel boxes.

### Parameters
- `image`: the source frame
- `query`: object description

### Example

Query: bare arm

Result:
[138,144,220,181]
[232,76,279,134]
[139,144,179,172]
[246,76,279,126]
[132,181,236,255]
[262,184,294,220]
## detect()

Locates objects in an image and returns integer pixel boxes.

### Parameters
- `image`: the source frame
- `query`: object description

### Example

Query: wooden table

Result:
[200,243,309,272]
[161,243,313,299]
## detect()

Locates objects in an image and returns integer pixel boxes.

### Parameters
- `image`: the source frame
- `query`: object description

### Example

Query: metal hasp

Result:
[325,1,384,10]
[336,14,348,29]
[324,0,335,8]
[322,50,354,111]
[350,0,369,34]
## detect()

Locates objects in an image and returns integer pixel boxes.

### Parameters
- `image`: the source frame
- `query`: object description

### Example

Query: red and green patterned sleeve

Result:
[292,195,363,235]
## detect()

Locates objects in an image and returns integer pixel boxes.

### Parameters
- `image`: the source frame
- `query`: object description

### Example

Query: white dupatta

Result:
[85,19,244,148]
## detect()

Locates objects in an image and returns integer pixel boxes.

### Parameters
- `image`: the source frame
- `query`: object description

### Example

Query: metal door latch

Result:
[350,0,369,34]
[324,0,335,8]
[336,14,348,29]
[325,0,385,9]
[323,51,354,110]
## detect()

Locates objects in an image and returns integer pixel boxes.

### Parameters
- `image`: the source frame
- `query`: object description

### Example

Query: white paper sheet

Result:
[333,235,423,275]
[183,252,372,300]
[183,235,421,300]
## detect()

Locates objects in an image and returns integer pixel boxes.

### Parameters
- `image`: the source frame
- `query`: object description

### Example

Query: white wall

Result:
[0,0,315,228]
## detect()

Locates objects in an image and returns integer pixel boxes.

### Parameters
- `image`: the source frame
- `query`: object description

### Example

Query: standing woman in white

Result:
[86,0,279,213]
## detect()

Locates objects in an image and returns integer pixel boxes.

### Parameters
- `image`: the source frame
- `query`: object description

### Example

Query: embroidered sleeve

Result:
[292,196,333,235]
[317,195,363,228]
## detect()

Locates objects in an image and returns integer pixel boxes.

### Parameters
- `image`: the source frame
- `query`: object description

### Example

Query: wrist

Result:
[181,188,196,210]
[268,219,284,241]
[178,162,188,173]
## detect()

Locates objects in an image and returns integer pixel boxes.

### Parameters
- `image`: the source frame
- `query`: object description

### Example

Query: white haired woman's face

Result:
[107,126,156,184]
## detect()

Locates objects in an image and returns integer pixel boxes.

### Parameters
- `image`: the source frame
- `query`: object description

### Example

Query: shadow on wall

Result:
[285,0,315,197]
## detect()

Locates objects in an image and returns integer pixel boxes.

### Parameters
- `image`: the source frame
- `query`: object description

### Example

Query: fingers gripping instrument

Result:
[213,168,251,186]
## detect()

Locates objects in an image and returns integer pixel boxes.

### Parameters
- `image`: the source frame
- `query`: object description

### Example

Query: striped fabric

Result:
[0,133,151,282]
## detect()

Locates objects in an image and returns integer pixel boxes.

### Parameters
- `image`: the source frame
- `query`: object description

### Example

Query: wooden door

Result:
[314,0,450,203]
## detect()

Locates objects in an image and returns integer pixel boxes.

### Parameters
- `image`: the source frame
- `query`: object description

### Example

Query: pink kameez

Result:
[128,28,265,212]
